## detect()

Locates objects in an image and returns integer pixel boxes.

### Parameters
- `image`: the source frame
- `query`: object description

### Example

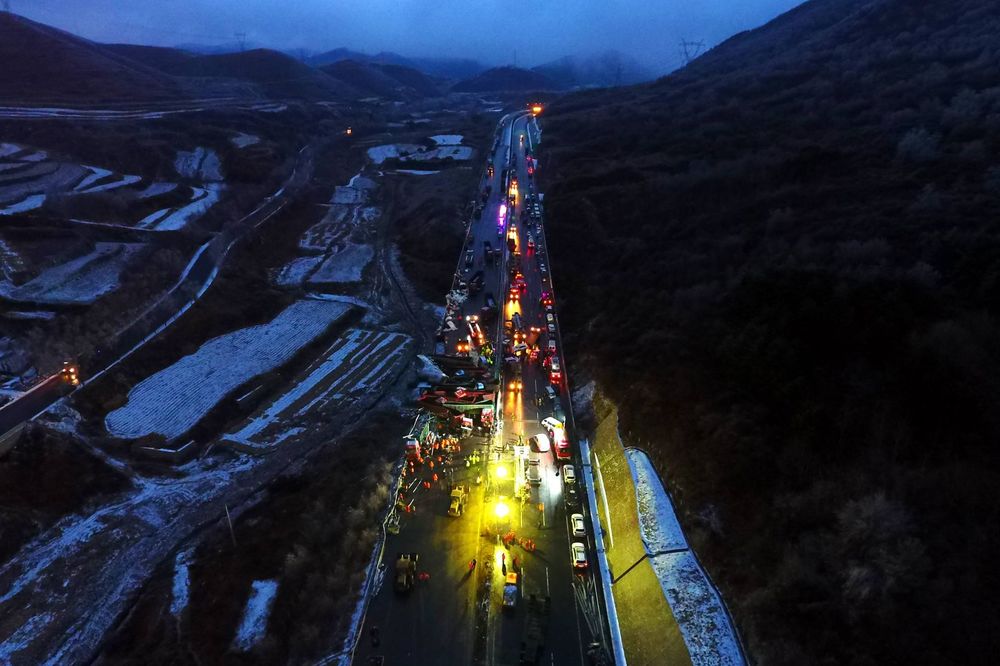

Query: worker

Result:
[469,558,477,571]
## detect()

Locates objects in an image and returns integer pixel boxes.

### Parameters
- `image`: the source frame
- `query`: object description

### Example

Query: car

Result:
[571,542,588,570]
[465,248,474,267]
[546,313,556,334]
[530,433,551,452]
[549,358,562,384]
[527,464,542,486]
[571,513,586,538]
[562,464,576,485]
[547,339,557,355]
[539,262,548,275]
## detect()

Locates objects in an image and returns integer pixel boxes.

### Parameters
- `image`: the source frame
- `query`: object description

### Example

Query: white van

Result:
[530,433,551,452]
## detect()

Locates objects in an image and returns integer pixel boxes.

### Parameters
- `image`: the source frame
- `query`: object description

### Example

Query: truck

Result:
[395,552,418,593]
[483,240,494,264]
[448,485,469,516]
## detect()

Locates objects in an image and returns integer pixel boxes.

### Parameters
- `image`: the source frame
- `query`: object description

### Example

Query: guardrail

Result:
[580,437,628,666]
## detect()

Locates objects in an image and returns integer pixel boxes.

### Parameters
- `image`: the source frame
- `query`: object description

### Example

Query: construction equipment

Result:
[448,484,469,516]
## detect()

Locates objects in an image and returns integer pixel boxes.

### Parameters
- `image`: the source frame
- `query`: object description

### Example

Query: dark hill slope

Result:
[170,49,356,100]
[374,63,443,97]
[0,13,180,103]
[532,51,654,89]
[541,0,1000,664]
[452,66,561,92]
[102,43,197,73]
[320,60,405,99]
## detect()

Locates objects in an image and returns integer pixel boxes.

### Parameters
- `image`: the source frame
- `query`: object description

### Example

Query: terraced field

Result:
[104,299,354,440]
[223,328,412,451]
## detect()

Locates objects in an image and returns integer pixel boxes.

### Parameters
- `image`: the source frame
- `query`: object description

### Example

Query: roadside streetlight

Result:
[494,501,510,519]
[495,465,508,479]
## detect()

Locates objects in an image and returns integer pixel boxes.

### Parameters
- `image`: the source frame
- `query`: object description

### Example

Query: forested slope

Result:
[541,0,1000,663]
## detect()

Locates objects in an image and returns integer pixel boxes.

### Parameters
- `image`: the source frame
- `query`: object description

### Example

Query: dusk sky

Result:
[17,0,804,72]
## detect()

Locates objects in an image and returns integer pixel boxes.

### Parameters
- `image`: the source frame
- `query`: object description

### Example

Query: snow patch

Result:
[626,448,744,666]
[275,255,324,287]
[77,174,141,194]
[139,184,222,231]
[430,134,464,145]
[170,548,194,617]
[366,143,424,165]
[394,169,440,175]
[307,244,374,284]
[174,147,223,181]
[73,166,112,192]
[0,143,22,158]
[233,580,278,651]
[19,150,48,162]
[0,193,46,215]
[105,299,352,440]
[0,612,53,662]
[231,132,260,148]
[0,243,141,305]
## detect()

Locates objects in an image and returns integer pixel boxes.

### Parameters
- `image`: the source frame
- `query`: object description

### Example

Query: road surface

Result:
[354,112,611,665]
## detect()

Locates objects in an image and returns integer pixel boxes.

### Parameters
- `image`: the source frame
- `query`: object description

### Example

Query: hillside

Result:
[532,51,654,89]
[452,66,561,92]
[166,49,357,100]
[541,0,1000,664]
[102,43,198,73]
[319,59,440,99]
[374,63,443,97]
[0,13,180,103]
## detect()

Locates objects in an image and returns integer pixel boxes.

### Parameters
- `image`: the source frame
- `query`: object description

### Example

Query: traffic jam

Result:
[447,105,593,578]
[367,104,602,665]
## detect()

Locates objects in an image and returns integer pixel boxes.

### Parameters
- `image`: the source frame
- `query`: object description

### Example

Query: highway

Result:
[354,111,611,665]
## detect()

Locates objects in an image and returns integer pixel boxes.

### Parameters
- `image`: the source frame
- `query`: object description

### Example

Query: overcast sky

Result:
[17,0,804,72]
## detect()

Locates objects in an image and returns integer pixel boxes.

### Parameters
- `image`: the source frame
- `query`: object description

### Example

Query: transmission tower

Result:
[679,40,705,65]
[234,31,247,51]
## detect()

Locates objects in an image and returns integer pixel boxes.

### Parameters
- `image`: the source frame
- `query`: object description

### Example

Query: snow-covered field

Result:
[138,184,222,231]
[174,147,223,181]
[0,243,141,305]
[307,244,374,284]
[366,143,424,165]
[0,194,46,215]
[105,299,353,440]
[225,329,410,450]
[430,134,463,145]
[77,173,141,195]
[275,255,324,286]
[73,166,112,192]
[233,580,278,651]
[626,448,744,666]
[366,142,473,164]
